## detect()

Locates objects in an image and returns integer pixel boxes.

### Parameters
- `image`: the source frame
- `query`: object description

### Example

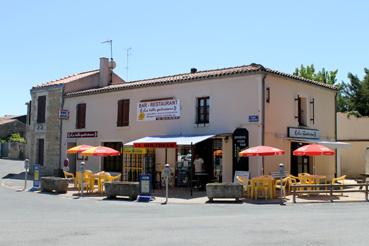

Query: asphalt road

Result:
[1,159,369,246]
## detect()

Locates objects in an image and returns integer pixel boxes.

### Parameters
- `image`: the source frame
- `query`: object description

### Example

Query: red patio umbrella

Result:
[293,144,335,156]
[239,145,285,157]
[80,146,120,157]
[67,144,93,154]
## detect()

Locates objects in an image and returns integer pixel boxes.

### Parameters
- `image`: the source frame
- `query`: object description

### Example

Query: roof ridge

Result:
[33,69,99,88]
[127,64,261,83]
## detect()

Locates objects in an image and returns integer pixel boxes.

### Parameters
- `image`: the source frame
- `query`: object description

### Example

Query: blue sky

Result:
[1,0,368,116]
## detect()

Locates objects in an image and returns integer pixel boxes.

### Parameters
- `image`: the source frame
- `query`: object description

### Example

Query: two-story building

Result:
[60,64,338,186]
[26,57,124,175]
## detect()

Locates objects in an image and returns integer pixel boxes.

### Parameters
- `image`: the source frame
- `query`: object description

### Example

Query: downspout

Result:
[334,91,338,178]
[58,85,65,176]
[261,71,267,175]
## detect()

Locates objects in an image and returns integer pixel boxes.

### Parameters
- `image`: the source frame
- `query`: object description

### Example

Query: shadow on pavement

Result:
[2,172,33,180]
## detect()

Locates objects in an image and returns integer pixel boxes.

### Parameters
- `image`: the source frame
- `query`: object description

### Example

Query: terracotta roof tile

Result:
[65,64,337,97]
[32,70,99,89]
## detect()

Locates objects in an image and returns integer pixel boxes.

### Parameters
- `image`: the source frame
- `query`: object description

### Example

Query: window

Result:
[76,103,86,129]
[37,96,46,123]
[37,138,44,166]
[297,96,307,126]
[117,99,130,127]
[196,97,210,124]
[103,142,123,172]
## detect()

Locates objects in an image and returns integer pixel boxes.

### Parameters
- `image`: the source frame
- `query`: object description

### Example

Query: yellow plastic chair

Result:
[83,170,95,193]
[298,174,314,192]
[108,174,122,182]
[332,175,347,196]
[75,171,94,192]
[236,176,252,198]
[253,177,273,200]
[275,177,289,198]
[63,171,76,188]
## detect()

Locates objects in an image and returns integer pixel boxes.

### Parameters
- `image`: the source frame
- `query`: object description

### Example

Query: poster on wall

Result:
[137,98,180,121]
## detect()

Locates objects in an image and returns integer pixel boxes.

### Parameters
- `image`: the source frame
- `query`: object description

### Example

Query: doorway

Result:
[103,142,123,172]
[37,138,44,166]
[290,142,310,176]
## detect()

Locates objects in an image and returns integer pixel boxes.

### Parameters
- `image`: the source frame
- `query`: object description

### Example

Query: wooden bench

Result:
[291,183,369,203]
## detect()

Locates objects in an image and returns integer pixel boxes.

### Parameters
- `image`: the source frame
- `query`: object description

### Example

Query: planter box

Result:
[41,177,68,193]
[206,183,243,202]
[105,181,139,200]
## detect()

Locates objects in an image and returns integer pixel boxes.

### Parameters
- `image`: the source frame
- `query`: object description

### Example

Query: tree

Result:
[294,64,338,85]
[342,68,369,116]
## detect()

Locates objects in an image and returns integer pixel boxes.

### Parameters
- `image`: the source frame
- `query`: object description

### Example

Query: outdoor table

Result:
[310,175,328,191]
[359,173,369,189]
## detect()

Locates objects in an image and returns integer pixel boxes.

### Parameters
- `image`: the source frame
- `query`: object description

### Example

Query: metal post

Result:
[190,143,193,197]
[80,161,85,197]
[293,185,296,203]
[162,163,170,205]
[279,163,285,205]
[366,183,368,201]
[19,159,30,192]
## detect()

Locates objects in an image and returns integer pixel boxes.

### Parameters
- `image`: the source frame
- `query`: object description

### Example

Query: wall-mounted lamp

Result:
[266,87,270,103]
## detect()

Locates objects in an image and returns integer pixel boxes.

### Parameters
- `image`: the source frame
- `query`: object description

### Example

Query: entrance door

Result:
[103,142,123,172]
[67,142,77,172]
[290,142,310,176]
[232,128,249,179]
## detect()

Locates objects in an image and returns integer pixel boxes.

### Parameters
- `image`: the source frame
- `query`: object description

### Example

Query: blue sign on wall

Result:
[248,115,259,123]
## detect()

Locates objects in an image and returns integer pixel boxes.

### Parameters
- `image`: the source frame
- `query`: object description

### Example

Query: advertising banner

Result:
[137,99,180,121]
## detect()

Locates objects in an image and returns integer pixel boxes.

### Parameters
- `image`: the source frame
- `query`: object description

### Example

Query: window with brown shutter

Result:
[196,97,210,124]
[76,103,86,129]
[37,96,46,123]
[117,99,129,127]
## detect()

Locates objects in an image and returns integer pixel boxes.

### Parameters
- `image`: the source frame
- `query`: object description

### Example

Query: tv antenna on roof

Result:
[125,47,132,80]
[101,40,113,60]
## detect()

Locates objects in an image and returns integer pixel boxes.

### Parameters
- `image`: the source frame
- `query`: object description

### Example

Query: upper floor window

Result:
[36,96,46,123]
[117,99,130,127]
[76,103,86,129]
[297,96,307,126]
[196,97,210,124]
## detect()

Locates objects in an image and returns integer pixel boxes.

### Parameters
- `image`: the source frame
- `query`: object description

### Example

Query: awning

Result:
[124,134,215,147]
[284,137,352,149]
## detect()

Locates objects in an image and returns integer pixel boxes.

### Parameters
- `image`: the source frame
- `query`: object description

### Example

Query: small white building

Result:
[60,64,338,186]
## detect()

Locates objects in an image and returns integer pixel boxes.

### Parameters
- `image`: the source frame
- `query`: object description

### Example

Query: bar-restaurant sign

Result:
[288,127,320,139]
[137,99,180,121]
[122,147,147,155]
[133,142,177,148]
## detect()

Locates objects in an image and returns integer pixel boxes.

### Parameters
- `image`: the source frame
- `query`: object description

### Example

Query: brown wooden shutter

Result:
[76,103,86,129]
[122,99,130,126]
[117,100,124,126]
[37,96,46,123]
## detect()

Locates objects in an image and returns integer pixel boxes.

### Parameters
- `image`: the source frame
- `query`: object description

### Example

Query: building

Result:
[60,63,338,187]
[338,112,369,178]
[0,115,26,138]
[26,58,124,175]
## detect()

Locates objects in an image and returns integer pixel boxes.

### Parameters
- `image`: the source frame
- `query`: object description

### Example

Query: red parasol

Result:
[239,146,285,157]
[293,144,335,156]
[80,146,120,157]
[67,145,93,154]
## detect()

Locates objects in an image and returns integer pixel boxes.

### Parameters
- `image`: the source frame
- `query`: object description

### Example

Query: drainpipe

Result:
[334,91,338,178]
[261,72,267,175]
[58,85,65,177]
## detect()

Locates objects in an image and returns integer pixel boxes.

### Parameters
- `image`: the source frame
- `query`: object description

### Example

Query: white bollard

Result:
[80,161,85,197]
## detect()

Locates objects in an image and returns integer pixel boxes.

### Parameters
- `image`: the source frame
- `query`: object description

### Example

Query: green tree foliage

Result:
[294,64,338,85]
[8,133,26,143]
[341,68,369,116]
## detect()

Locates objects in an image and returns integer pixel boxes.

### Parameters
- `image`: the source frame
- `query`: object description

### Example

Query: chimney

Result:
[99,57,111,87]
[190,68,197,73]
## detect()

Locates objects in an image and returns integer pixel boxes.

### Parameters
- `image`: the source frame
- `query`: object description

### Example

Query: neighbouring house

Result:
[337,112,369,178]
[26,57,125,175]
[0,115,26,159]
[60,63,339,187]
